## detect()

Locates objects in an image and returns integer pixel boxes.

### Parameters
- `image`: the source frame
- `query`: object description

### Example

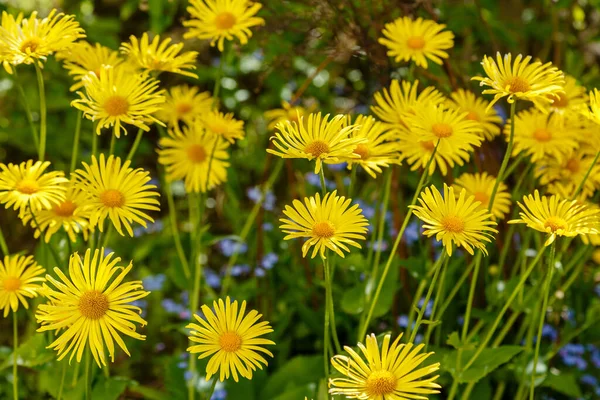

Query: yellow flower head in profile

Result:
[120,33,198,78]
[37,249,149,367]
[201,110,245,144]
[0,254,45,317]
[268,113,363,174]
[183,0,265,52]
[57,41,124,91]
[187,296,275,382]
[158,121,231,193]
[0,160,67,215]
[157,85,213,128]
[505,109,579,163]
[280,190,369,259]
[21,180,93,243]
[71,65,166,138]
[74,155,160,237]
[453,172,511,220]
[472,53,565,111]
[379,16,454,69]
[446,89,503,141]
[371,79,445,132]
[264,101,311,131]
[344,115,401,178]
[329,333,441,399]
[410,184,498,256]
[547,75,587,116]
[509,191,600,246]
[584,88,600,125]
[0,9,85,74]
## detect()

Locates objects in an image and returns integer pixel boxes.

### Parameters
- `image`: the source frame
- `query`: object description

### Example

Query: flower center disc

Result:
[354,144,370,160]
[53,200,77,217]
[533,128,552,142]
[406,36,425,50]
[176,102,193,115]
[79,290,109,320]
[104,95,130,116]
[100,189,125,208]
[304,140,330,158]
[187,144,207,163]
[466,111,479,121]
[550,92,569,108]
[473,191,489,204]
[219,331,242,352]
[432,123,453,138]
[3,277,21,292]
[313,221,335,238]
[506,76,531,93]
[16,179,39,194]
[20,38,40,54]
[420,140,435,151]
[366,370,397,396]
[544,217,567,233]
[215,12,237,30]
[566,158,580,173]
[442,215,465,233]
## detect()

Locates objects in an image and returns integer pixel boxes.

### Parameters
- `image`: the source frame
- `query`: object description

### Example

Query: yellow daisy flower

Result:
[183,0,265,52]
[187,296,275,382]
[0,160,67,215]
[157,85,213,128]
[410,184,498,256]
[344,115,401,178]
[329,333,441,399]
[120,33,198,78]
[472,52,565,112]
[201,110,245,143]
[280,190,369,259]
[371,79,445,133]
[505,109,579,163]
[0,9,85,74]
[71,65,166,138]
[20,181,93,243]
[267,112,363,174]
[158,121,230,193]
[547,75,587,117]
[585,88,600,125]
[264,101,311,131]
[74,155,160,237]
[378,16,454,69]
[56,41,124,91]
[453,172,512,220]
[536,151,600,201]
[37,249,149,367]
[509,190,600,246]
[445,88,503,141]
[0,254,45,317]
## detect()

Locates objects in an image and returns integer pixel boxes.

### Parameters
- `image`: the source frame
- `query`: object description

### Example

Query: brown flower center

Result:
[53,200,77,217]
[100,189,125,208]
[312,221,335,238]
[506,76,531,93]
[442,215,465,233]
[466,111,479,121]
[16,179,39,194]
[103,95,129,116]
[432,123,453,138]
[533,128,552,142]
[550,92,569,108]
[20,38,40,54]
[420,140,435,151]
[304,140,330,157]
[219,331,242,352]
[214,12,237,30]
[187,144,207,163]
[79,290,109,320]
[544,217,567,232]
[406,36,425,50]
[354,144,369,160]
[3,277,21,292]
[566,158,580,173]
[366,370,397,396]
[473,191,489,204]
[176,102,193,115]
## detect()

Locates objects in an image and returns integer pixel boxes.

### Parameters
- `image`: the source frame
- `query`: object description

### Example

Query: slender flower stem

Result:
[358,140,440,340]
[0,224,9,256]
[57,361,67,400]
[91,132,98,159]
[489,100,517,208]
[572,150,600,199]
[437,257,477,318]
[101,225,112,250]
[109,134,116,156]
[530,241,556,399]
[13,312,18,400]
[71,112,82,173]
[126,128,144,161]
[324,253,342,353]
[34,63,47,162]
[462,253,482,343]
[212,44,227,109]
[205,376,218,400]
[164,173,191,278]
[348,166,357,197]
[28,204,61,267]
[322,255,331,382]
[423,254,450,349]
[85,348,91,400]
[319,168,327,195]
[14,70,39,153]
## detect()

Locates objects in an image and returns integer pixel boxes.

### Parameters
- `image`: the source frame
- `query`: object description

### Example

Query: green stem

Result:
[91,132,98,159]
[84,348,91,400]
[437,257,477,318]
[13,311,18,400]
[101,225,112,250]
[57,361,67,400]
[324,254,342,354]
[572,150,600,199]
[34,63,47,162]
[423,254,449,349]
[205,376,218,400]
[164,173,191,278]
[319,168,327,195]
[70,111,82,174]
[14,70,39,153]
[28,204,61,267]
[462,253,482,341]
[0,224,9,256]
[71,362,80,387]
[368,169,392,304]
[126,129,144,161]
[530,240,556,399]
[109,134,116,156]
[212,45,227,109]
[489,100,517,209]
[322,255,331,382]
[348,165,357,197]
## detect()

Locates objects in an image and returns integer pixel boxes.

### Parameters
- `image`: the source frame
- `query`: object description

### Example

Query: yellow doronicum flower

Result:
[187,296,275,382]
[268,112,363,174]
[379,16,454,69]
[120,33,198,78]
[37,249,149,367]
[0,254,45,317]
[158,121,231,193]
[0,160,67,215]
[585,88,600,125]
[329,333,441,399]
[74,155,160,237]
[264,101,311,131]
[410,184,498,256]
[184,0,265,52]
[509,191,600,246]
[536,151,600,202]
[71,65,166,138]
[201,110,245,143]
[280,190,369,259]
[446,89,503,141]
[157,85,213,128]
[0,9,85,74]
[547,75,587,117]
[453,172,512,220]
[472,53,565,112]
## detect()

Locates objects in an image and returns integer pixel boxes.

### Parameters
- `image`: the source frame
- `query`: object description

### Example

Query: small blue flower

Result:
[255,268,266,277]
[230,264,251,276]
[355,199,375,219]
[397,315,409,328]
[142,274,167,291]
[155,342,166,352]
[580,374,598,387]
[417,298,433,318]
[204,269,221,288]
[405,222,420,246]
[369,240,388,252]
[177,361,188,369]
[541,324,557,342]
[328,162,347,172]
[260,253,279,270]
[306,173,322,187]
[263,223,273,231]
[218,239,247,257]
[211,388,227,400]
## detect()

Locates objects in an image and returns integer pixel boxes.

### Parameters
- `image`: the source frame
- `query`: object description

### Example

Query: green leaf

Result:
[92,376,132,400]
[372,257,400,318]
[542,372,583,398]
[447,332,461,349]
[0,333,55,370]
[341,283,365,314]
[260,355,323,399]
[444,346,523,383]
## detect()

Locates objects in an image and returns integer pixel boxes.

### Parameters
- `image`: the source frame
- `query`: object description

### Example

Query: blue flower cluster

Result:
[161,291,191,320]
[133,219,164,237]
[247,186,276,211]
[218,239,248,257]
